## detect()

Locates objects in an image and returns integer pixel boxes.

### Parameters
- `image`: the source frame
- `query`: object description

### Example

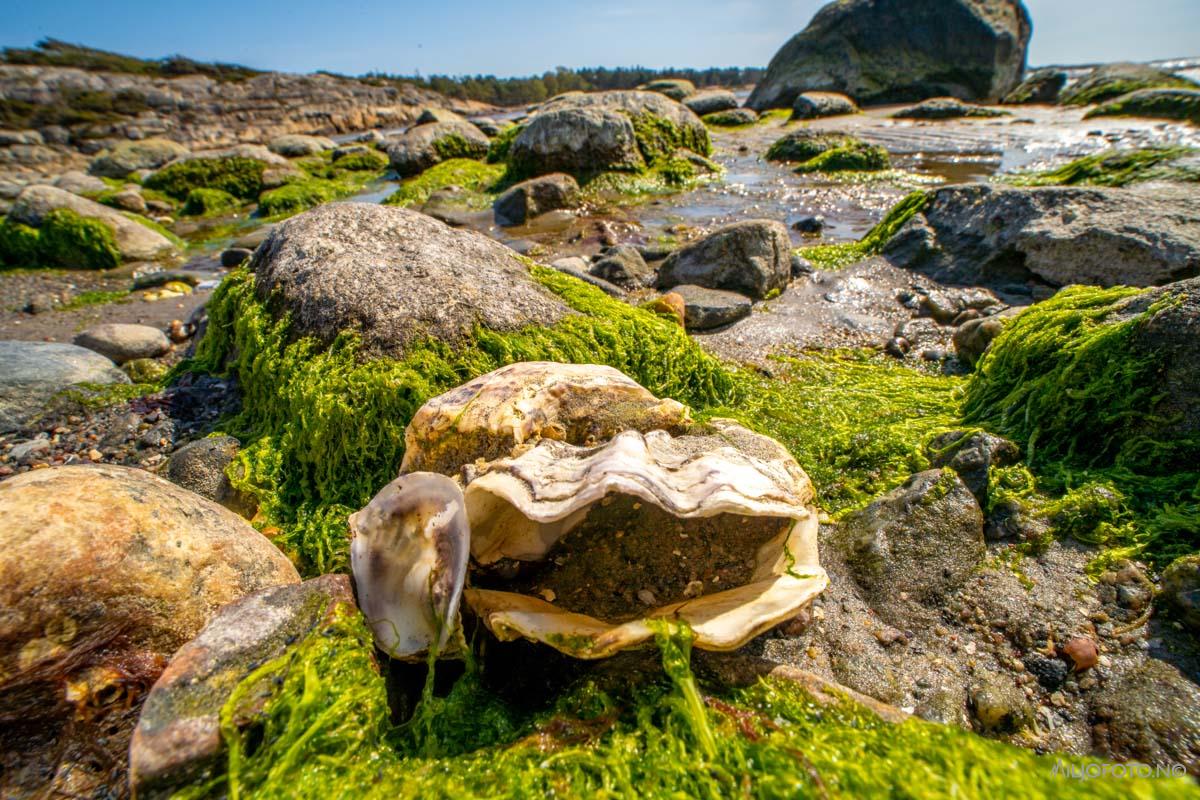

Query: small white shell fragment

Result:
[349,472,469,660]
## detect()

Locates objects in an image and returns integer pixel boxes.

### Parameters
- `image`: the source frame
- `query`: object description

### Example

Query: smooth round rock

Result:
[74,323,170,364]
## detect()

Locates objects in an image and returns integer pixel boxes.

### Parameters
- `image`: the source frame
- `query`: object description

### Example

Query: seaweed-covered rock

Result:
[1086,88,1200,125]
[673,284,753,330]
[792,91,859,119]
[89,137,189,178]
[249,202,571,358]
[962,277,1200,474]
[508,107,644,176]
[143,150,283,202]
[657,219,791,299]
[492,172,581,226]
[638,78,695,101]
[0,341,128,432]
[892,97,1008,119]
[884,184,1200,289]
[1060,63,1198,106]
[765,129,866,163]
[927,429,1019,506]
[1002,68,1067,104]
[74,322,170,364]
[0,465,299,799]
[130,575,353,797]
[267,134,336,156]
[7,184,178,262]
[952,314,1006,366]
[510,91,709,177]
[588,244,654,289]
[832,469,985,611]
[747,0,1032,110]
[703,108,759,126]
[385,120,490,177]
[684,89,739,116]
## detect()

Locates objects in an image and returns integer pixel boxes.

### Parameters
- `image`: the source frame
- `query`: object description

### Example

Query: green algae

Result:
[792,142,890,174]
[1061,74,1197,106]
[382,158,508,208]
[175,605,1198,800]
[257,179,344,218]
[332,150,388,172]
[627,111,712,161]
[963,286,1200,566]
[765,131,854,163]
[144,157,267,201]
[712,351,962,515]
[1086,90,1200,125]
[58,288,130,310]
[0,208,122,269]
[431,131,490,162]
[486,124,522,163]
[800,190,930,271]
[1002,147,1200,187]
[182,187,241,217]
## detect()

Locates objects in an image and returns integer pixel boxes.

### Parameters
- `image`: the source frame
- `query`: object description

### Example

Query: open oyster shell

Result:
[351,362,826,660]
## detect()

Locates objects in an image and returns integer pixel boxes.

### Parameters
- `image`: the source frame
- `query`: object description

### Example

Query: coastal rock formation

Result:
[885,184,1200,290]
[747,0,1032,110]
[658,219,792,299]
[385,120,491,177]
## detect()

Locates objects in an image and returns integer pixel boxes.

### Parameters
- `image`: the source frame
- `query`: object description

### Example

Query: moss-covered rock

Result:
[508,91,711,180]
[182,187,240,217]
[891,97,1008,119]
[1002,146,1200,187]
[385,120,491,177]
[145,156,268,201]
[2,184,177,267]
[382,158,507,208]
[1060,63,1198,106]
[702,108,759,127]
[793,141,890,173]
[256,178,343,217]
[330,148,387,171]
[1002,68,1067,104]
[1086,88,1200,125]
[638,78,695,101]
[765,129,856,162]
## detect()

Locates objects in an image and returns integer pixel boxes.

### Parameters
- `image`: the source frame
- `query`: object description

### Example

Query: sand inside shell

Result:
[473,492,790,623]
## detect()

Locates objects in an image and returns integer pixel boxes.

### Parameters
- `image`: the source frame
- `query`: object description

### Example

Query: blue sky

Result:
[5,0,1199,77]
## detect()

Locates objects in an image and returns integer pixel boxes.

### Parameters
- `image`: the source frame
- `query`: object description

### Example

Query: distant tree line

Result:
[2,39,263,82]
[360,66,765,107]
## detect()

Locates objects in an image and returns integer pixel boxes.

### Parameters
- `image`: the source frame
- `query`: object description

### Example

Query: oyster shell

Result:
[401,361,691,476]
[349,472,469,659]
[352,362,826,660]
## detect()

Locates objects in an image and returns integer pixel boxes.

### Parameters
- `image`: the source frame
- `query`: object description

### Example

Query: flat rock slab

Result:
[130,575,354,798]
[74,322,170,364]
[0,340,128,432]
[672,284,753,330]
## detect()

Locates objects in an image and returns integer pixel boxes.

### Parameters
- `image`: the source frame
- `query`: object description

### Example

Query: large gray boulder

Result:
[89,138,189,178]
[509,90,711,177]
[0,341,129,432]
[249,203,571,359]
[747,0,1032,110]
[509,108,644,176]
[385,120,490,177]
[656,219,792,299]
[885,184,1200,290]
[8,184,179,262]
